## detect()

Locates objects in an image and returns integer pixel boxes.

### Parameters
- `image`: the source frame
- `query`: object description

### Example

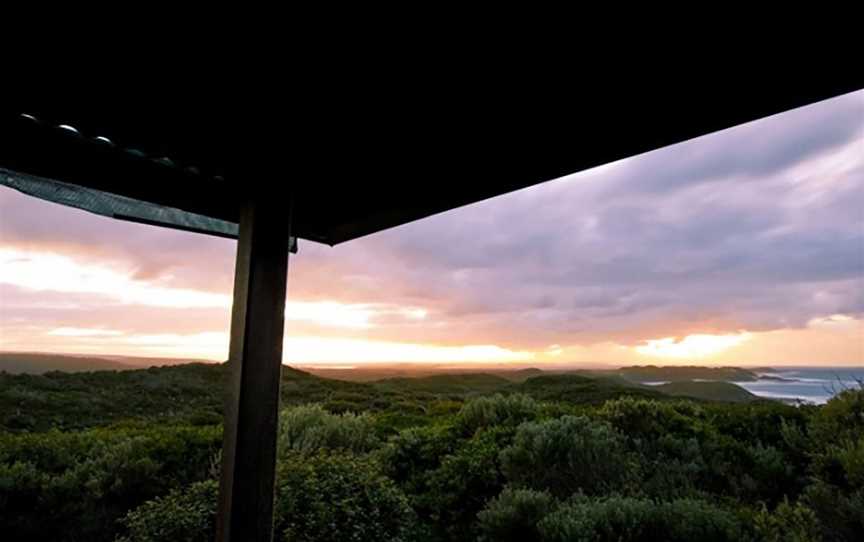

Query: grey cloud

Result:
[591,90,864,196]
[338,91,864,346]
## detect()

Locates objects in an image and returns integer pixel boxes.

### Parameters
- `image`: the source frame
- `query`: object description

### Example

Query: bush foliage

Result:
[0,363,861,542]
[500,415,638,498]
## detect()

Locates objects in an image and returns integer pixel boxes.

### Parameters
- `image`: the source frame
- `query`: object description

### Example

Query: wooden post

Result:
[216,193,293,542]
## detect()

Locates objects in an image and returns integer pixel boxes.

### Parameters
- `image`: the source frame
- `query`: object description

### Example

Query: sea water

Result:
[738,367,864,404]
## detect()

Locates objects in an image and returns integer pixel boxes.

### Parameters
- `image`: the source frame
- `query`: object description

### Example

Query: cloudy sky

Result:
[1,91,862,367]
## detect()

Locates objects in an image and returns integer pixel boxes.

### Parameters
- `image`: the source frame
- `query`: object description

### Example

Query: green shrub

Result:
[373,411,432,435]
[500,415,637,498]
[116,453,419,542]
[810,429,864,491]
[598,398,716,500]
[277,404,379,456]
[274,451,417,542]
[802,388,864,541]
[810,388,864,448]
[457,394,541,435]
[116,479,218,542]
[538,495,743,542]
[422,427,513,540]
[600,397,702,439]
[477,487,556,542]
[0,424,219,542]
[378,424,459,489]
[0,461,45,536]
[836,435,864,488]
[1,364,860,541]
[635,434,707,499]
[753,499,822,542]
[801,480,864,541]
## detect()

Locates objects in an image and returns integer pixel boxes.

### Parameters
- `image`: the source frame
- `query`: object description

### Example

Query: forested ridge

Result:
[0,362,861,541]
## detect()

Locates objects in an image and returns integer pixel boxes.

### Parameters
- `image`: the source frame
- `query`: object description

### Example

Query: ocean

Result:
[738,367,864,404]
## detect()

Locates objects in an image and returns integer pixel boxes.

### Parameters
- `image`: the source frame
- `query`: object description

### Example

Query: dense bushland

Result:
[0,364,861,541]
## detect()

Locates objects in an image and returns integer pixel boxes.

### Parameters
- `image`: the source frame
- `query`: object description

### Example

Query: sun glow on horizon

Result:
[7,328,536,365]
[1,247,861,367]
[283,337,535,364]
[0,248,427,329]
[0,248,228,308]
[47,327,125,337]
[635,332,753,359]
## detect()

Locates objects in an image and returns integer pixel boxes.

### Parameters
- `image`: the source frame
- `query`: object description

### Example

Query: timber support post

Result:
[217,192,293,542]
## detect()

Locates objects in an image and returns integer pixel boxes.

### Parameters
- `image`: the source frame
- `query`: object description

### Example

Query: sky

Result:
[1,91,862,368]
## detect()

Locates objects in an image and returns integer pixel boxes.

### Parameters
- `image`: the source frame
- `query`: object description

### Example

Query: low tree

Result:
[277,404,379,456]
[477,487,556,542]
[500,415,637,498]
[538,495,743,542]
[116,480,218,542]
[753,498,822,542]
[456,394,541,436]
[274,451,418,542]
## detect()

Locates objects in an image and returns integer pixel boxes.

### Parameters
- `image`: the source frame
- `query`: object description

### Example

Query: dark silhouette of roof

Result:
[2,73,861,245]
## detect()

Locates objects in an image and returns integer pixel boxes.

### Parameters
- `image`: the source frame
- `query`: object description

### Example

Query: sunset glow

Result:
[282,337,534,365]
[0,248,428,331]
[635,333,752,359]
[1,90,862,368]
[0,248,229,308]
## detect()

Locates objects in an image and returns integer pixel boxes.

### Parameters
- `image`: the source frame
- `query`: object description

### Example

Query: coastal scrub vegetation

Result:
[0,362,861,541]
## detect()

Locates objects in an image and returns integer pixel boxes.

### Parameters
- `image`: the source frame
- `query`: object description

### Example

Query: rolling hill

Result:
[618,365,760,382]
[0,352,137,373]
[0,352,217,374]
[372,373,511,396]
[0,353,777,432]
[654,380,760,403]
[511,374,664,404]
